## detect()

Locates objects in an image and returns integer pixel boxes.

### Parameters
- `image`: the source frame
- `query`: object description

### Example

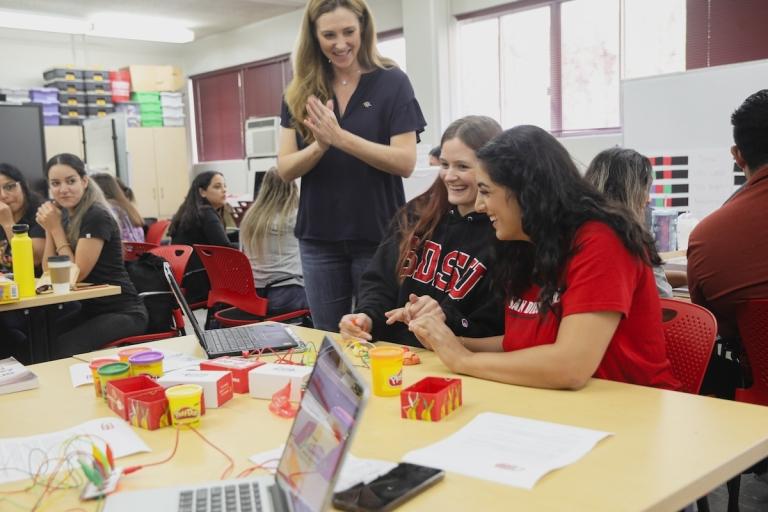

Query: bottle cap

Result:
[48,255,71,263]
[12,224,29,234]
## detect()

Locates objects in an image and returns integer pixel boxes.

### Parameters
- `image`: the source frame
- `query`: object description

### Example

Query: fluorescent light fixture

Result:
[0,9,89,34]
[0,9,194,44]
[88,13,195,44]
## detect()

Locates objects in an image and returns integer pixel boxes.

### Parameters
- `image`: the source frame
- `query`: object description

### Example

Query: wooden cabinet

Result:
[44,126,84,160]
[126,127,189,219]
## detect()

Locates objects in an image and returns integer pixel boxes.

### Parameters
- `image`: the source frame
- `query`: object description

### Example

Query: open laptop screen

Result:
[276,336,368,512]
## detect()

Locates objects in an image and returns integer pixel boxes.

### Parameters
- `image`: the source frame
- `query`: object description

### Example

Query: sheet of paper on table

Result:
[402,412,612,490]
[0,417,150,484]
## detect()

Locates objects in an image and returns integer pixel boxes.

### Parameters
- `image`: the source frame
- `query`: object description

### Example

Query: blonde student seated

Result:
[36,154,147,358]
[409,126,680,390]
[238,169,308,315]
[340,116,505,347]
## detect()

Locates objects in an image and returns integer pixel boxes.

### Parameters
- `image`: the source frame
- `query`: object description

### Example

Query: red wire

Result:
[188,427,235,480]
[123,428,180,475]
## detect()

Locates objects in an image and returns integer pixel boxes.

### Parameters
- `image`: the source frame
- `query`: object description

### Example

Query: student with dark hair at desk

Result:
[0,163,45,271]
[35,153,147,358]
[584,147,684,297]
[409,126,680,391]
[169,171,236,304]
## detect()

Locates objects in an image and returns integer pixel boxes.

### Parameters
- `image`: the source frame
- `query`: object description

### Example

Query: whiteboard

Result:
[622,59,768,218]
[83,113,129,181]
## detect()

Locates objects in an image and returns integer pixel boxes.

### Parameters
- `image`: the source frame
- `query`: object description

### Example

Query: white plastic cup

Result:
[48,255,71,294]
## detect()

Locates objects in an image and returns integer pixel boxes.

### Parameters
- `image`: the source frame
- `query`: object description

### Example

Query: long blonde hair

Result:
[239,168,299,261]
[284,0,395,143]
[44,154,114,247]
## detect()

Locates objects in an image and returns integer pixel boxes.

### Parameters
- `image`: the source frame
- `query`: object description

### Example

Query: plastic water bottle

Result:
[11,224,35,298]
[676,212,699,252]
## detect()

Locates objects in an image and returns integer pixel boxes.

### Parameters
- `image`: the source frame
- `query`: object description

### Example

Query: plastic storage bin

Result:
[86,105,115,117]
[29,87,59,103]
[160,92,183,107]
[161,105,184,117]
[86,91,113,105]
[141,114,163,127]
[0,88,29,103]
[162,115,185,127]
[131,91,160,103]
[126,116,141,127]
[32,102,60,115]
[43,68,84,81]
[43,113,60,126]
[59,115,83,126]
[83,80,111,92]
[59,105,87,116]
[58,91,86,105]
[83,70,109,81]
[45,80,85,92]
[139,102,163,115]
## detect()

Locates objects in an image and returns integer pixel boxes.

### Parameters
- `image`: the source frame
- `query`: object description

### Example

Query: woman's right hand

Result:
[0,200,13,230]
[339,313,373,341]
[35,201,63,232]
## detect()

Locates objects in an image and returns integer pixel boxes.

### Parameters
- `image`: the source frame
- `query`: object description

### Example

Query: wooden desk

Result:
[3,327,768,511]
[0,285,121,363]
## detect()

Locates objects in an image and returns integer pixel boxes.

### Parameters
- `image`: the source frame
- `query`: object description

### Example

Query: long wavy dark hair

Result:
[168,171,223,238]
[477,125,660,314]
[394,115,502,280]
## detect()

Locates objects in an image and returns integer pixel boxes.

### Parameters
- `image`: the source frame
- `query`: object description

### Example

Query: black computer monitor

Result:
[0,104,47,184]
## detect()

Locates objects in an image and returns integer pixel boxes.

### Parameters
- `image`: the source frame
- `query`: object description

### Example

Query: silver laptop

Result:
[161,262,303,358]
[104,335,369,512]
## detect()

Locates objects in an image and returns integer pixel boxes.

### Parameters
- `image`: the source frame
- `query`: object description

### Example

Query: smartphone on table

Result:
[332,462,445,511]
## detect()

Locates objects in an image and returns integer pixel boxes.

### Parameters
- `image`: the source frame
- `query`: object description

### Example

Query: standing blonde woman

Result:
[278,0,426,331]
[239,168,307,315]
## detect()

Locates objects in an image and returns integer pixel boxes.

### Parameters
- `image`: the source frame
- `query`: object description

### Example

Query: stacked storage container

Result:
[0,88,30,104]
[131,92,163,127]
[44,68,86,125]
[115,102,141,127]
[83,70,114,119]
[160,92,185,127]
[30,87,60,125]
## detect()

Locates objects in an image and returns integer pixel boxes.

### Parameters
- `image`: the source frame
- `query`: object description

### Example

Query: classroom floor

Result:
[705,474,768,511]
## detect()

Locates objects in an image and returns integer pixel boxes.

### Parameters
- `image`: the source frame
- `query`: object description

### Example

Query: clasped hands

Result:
[302,95,342,151]
[35,201,63,232]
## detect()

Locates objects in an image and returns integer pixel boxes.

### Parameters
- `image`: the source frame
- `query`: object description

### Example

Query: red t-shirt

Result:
[502,222,680,390]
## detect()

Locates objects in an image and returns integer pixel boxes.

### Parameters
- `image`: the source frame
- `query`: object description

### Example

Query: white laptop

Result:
[103,335,369,512]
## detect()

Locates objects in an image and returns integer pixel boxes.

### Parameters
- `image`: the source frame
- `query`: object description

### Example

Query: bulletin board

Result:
[622,59,768,218]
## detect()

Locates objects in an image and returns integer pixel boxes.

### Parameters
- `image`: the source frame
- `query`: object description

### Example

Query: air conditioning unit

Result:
[245,116,280,157]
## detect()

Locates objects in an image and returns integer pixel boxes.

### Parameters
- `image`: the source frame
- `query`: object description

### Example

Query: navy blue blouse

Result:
[281,66,426,243]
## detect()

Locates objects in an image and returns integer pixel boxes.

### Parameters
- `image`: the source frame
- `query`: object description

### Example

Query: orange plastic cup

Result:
[369,347,404,397]
[89,357,119,398]
[166,384,204,427]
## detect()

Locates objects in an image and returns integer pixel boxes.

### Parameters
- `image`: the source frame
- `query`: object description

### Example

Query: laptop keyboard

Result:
[205,328,261,354]
[178,482,263,512]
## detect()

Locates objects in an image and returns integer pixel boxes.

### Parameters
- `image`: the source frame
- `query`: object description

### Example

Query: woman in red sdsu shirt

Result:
[409,125,680,390]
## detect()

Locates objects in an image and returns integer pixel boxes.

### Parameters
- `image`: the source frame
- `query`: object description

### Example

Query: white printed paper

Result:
[0,417,151,484]
[69,363,93,387]
[249,446,397,492]
[403,412,612,489]
[161,351,205,373]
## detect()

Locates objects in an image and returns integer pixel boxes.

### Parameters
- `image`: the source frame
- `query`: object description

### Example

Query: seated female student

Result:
[0,163,45,270]
[408,126,680,390]
[340,116,505,347]
[91,173,145,242]
[238,168,308,315]
[36,153,148,358]
[169,171,235,303]
[584,147,684,297]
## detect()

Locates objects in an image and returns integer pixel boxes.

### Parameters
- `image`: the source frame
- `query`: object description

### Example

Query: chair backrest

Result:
[123,241,159,262]
[193,244,268,316]
[145,219,171,245]
[735,300,768,405]
[148,244,193,285]
[661,298,718,394]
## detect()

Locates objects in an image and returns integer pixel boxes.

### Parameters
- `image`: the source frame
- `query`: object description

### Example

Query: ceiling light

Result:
[0,9,89,34]
[87,13,195,44]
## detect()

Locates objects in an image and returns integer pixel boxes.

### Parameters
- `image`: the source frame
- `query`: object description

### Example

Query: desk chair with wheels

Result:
[145,219,171,245]
[660,298,718,512]
[103,253,187,348]
[193,244,311,329]
[123,241,159,262]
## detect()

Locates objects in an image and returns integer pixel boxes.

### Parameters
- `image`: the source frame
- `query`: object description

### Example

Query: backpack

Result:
[126,253,175,333]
